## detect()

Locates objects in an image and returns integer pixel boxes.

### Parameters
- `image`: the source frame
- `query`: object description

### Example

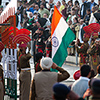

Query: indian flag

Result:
[51,6,75,67]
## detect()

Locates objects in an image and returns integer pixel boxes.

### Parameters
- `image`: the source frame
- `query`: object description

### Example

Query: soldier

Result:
[45,36,52,57]
[75,33,90,66]
[0,53,4,100]
[88,33,100,74]
[18,42,32,100]
[0,41,4,100]
[35,28,46,54]
[34,52,43,73]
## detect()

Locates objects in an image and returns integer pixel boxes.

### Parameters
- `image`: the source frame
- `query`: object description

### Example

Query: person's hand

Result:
[51,63,58,69]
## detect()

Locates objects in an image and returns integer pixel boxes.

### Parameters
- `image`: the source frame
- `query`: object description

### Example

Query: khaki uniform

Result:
[29,66,70,100]
[0,64,4,100]
[88,43,100,74]
[76,42,89,66]
[18,52,31,100]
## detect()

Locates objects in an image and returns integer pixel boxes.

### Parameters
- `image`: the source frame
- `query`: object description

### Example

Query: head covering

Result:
[19,42,27,49]
[0,41,4,52]
[38,18,47,27]
[92,32,98,39]
[73,70,80,80]
[83,33,90,41]
[83,26,93,36]
[53,83,70,97]
[0,42,4,62]
[40,57,53,69]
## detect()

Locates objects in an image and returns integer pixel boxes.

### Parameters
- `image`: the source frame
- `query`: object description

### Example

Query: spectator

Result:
[22,13,29,28]
[84,8,91,25]
[98,0,100,9]
[15,9,23,29]
[89,78,100,99]
[53,83,84,100]
[94,64,100,79]
[35,0,41,8]
[89,6,97,24]
[29,57,70,100]
[17,1,24,15]
[34,4,39,12]
[26,12,35,31]
[67,0,73,15]
[46,0,54,11]
[59,0,66,13]
[61,4,68,20]
[93,9,100,23]
[41,0,48,8]
[56,1,61,10]
[38,3,50,18]
[73,0,80,16]
[69,8,76,24]
[78,19,86,43]
[26,3,36,14]
[80,0,89,19]
[84,78,100,100]
[71,64,91,97]
[88,0,97,11]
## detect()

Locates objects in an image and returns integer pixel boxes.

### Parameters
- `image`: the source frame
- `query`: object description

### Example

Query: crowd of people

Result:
[0,0,100,100]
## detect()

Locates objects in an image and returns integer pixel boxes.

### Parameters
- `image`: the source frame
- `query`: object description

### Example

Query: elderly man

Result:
[29,57,70,100]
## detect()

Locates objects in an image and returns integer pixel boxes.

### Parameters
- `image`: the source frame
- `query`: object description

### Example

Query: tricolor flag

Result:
[51,6,75,67]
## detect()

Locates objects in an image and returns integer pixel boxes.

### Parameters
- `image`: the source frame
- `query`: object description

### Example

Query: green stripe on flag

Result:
[53,27,75,68]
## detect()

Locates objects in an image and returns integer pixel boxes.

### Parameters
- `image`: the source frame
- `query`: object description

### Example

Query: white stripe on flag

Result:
[52,17,69,58]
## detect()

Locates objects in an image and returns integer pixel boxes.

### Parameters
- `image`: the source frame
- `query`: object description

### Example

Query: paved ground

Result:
[4,58,80,100]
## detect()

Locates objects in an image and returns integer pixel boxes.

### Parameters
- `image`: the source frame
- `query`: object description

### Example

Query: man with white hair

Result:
[29,57,70,100]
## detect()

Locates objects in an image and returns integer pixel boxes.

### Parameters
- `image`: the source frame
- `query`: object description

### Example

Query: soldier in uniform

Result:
[35,28,46,54]
[0,41,4,100]
[18,42,32,100]
[88,32,100,74]
[0,53,4,100]
[34,52,43,73]
[75,33,90,66]
[45,36,52,57]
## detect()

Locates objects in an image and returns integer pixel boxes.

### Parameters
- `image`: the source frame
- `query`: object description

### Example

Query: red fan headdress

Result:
[88,23,100,33]
[16,29,31,36]
[12,34,31,44]
[0,41,4,52]
[83,26,93,36]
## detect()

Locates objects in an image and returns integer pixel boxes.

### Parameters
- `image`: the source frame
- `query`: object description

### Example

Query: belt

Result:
[21,70,30,72]
[21,68,31,72]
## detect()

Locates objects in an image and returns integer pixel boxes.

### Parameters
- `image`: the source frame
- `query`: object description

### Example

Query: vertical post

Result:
[75,51,78,65]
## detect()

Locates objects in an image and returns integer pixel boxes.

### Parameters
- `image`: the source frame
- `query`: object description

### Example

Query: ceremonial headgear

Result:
[92,32,98,39]
[73,70,80,80]
[0,41,4,52]
[0,41,4,61]
[83,33,90,41]
[19,42,27,49]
